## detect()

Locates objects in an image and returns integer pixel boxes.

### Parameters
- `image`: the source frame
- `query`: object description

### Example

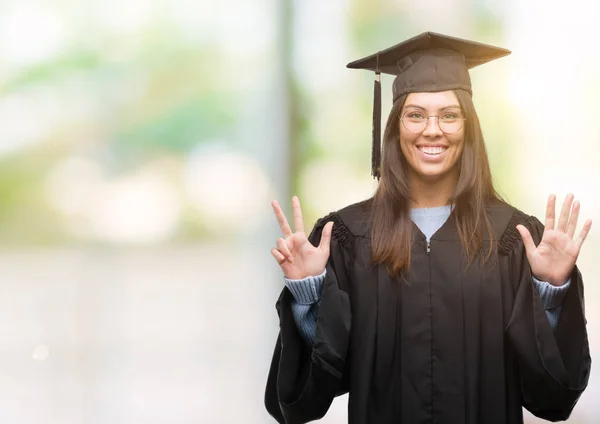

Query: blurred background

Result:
[0,0,598,423]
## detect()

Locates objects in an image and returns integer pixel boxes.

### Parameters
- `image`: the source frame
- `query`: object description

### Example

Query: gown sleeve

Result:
[265,213,353,423]
[504,213,591,421]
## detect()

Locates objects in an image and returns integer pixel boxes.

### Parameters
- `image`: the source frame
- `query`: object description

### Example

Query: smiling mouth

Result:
[417,146,447,155]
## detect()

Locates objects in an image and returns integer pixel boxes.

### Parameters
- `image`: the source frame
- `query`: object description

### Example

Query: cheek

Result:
[399,136,408,156]
[452,139,464,154]
[448,133,465,158]
[399,130,417,157]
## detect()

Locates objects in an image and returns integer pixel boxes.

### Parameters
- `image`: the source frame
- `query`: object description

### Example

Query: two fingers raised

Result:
[272,196,305,237]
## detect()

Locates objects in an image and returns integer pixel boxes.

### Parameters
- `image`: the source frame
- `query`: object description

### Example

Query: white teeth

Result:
[418,146,447,155]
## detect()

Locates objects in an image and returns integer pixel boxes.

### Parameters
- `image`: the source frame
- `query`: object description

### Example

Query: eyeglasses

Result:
[401,111,466,134]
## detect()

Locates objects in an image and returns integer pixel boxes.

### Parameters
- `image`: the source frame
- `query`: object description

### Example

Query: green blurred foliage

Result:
[0,22,237,245]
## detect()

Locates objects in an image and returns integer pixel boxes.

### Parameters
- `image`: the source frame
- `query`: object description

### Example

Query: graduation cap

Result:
[346,32,511,179]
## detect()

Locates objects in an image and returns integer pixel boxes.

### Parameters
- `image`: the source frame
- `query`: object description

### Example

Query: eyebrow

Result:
[403,104,461,110]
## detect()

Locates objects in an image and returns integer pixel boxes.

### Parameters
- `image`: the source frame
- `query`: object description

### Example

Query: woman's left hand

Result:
[516,193,592,286]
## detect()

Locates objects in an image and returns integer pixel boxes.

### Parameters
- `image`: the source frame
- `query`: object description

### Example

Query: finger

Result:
[566,200,580,239]
[318,222,334,254]
[270,248,286,265]
[292,196,305,233]
[276,237,294,263]
[545,194,556,230]
[271,200,293,237]
[575,219,592,249]
[516,224,537,256]
[556,193,574,232]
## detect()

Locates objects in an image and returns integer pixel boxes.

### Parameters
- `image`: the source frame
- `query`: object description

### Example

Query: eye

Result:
[441,112,459,121]
[405,111,426,120]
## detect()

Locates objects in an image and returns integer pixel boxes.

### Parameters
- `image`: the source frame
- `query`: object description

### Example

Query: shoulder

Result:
[486,199,544,253]
[310,198,373,247]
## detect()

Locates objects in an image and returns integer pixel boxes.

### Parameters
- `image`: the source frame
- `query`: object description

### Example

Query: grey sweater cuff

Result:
[532,276,571,309]
[284,269,327,305]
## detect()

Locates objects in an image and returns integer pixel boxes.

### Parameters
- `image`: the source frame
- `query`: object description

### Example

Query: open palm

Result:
[517,193,592,286]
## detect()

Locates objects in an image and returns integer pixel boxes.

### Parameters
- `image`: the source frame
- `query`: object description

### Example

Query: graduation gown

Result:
[265,199,590,424]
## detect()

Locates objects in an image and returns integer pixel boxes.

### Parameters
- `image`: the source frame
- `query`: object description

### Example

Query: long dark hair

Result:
[369,90,502,278]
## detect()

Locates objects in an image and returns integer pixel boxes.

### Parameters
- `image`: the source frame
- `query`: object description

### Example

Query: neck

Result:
[409,171,458,208]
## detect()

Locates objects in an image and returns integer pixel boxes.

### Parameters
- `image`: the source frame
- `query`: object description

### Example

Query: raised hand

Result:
[270,196,334,280]
[516,193,592,286]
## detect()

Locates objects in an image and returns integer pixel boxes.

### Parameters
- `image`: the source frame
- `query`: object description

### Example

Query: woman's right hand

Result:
[270,196,334,280]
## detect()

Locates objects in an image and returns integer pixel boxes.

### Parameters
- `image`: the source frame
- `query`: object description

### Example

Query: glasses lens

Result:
[402,112,427,133]
[402,112,466,134]
[439,116,465,133]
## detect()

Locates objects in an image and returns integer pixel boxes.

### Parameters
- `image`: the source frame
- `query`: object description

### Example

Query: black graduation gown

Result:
[265,199,590,424]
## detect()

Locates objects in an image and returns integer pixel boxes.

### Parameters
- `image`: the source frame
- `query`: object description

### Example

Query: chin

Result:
[418,166,447,178]
[414,165,455,182]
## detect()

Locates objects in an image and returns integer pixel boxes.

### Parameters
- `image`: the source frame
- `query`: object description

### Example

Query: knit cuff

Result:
[284,269,327,305]
[532,276,571,310]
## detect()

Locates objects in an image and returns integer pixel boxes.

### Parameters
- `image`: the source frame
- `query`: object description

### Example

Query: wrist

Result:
[533,273,569,287]
[284,268,326,281]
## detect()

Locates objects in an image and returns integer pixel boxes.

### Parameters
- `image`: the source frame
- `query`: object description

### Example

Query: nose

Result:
[422,116,443,137]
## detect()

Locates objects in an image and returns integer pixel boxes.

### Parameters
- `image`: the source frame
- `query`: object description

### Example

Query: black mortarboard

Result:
[347,32,511,179]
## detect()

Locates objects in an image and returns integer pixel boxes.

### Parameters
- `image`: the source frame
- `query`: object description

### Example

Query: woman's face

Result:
[399,91,465,183]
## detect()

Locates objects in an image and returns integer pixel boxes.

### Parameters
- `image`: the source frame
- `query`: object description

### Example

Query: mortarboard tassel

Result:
[371,71,382,179]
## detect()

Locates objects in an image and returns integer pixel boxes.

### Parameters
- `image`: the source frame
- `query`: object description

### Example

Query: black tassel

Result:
[371,74,382,179]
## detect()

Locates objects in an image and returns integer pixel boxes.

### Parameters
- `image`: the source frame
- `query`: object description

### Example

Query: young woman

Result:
[265,32,592,424]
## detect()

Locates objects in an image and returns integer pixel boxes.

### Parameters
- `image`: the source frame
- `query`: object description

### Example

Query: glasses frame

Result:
[401,112,467,134]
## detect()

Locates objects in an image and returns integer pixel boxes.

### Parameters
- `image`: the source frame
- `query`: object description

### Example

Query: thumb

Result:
[516,224,536,256]
[318,222,334,254]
